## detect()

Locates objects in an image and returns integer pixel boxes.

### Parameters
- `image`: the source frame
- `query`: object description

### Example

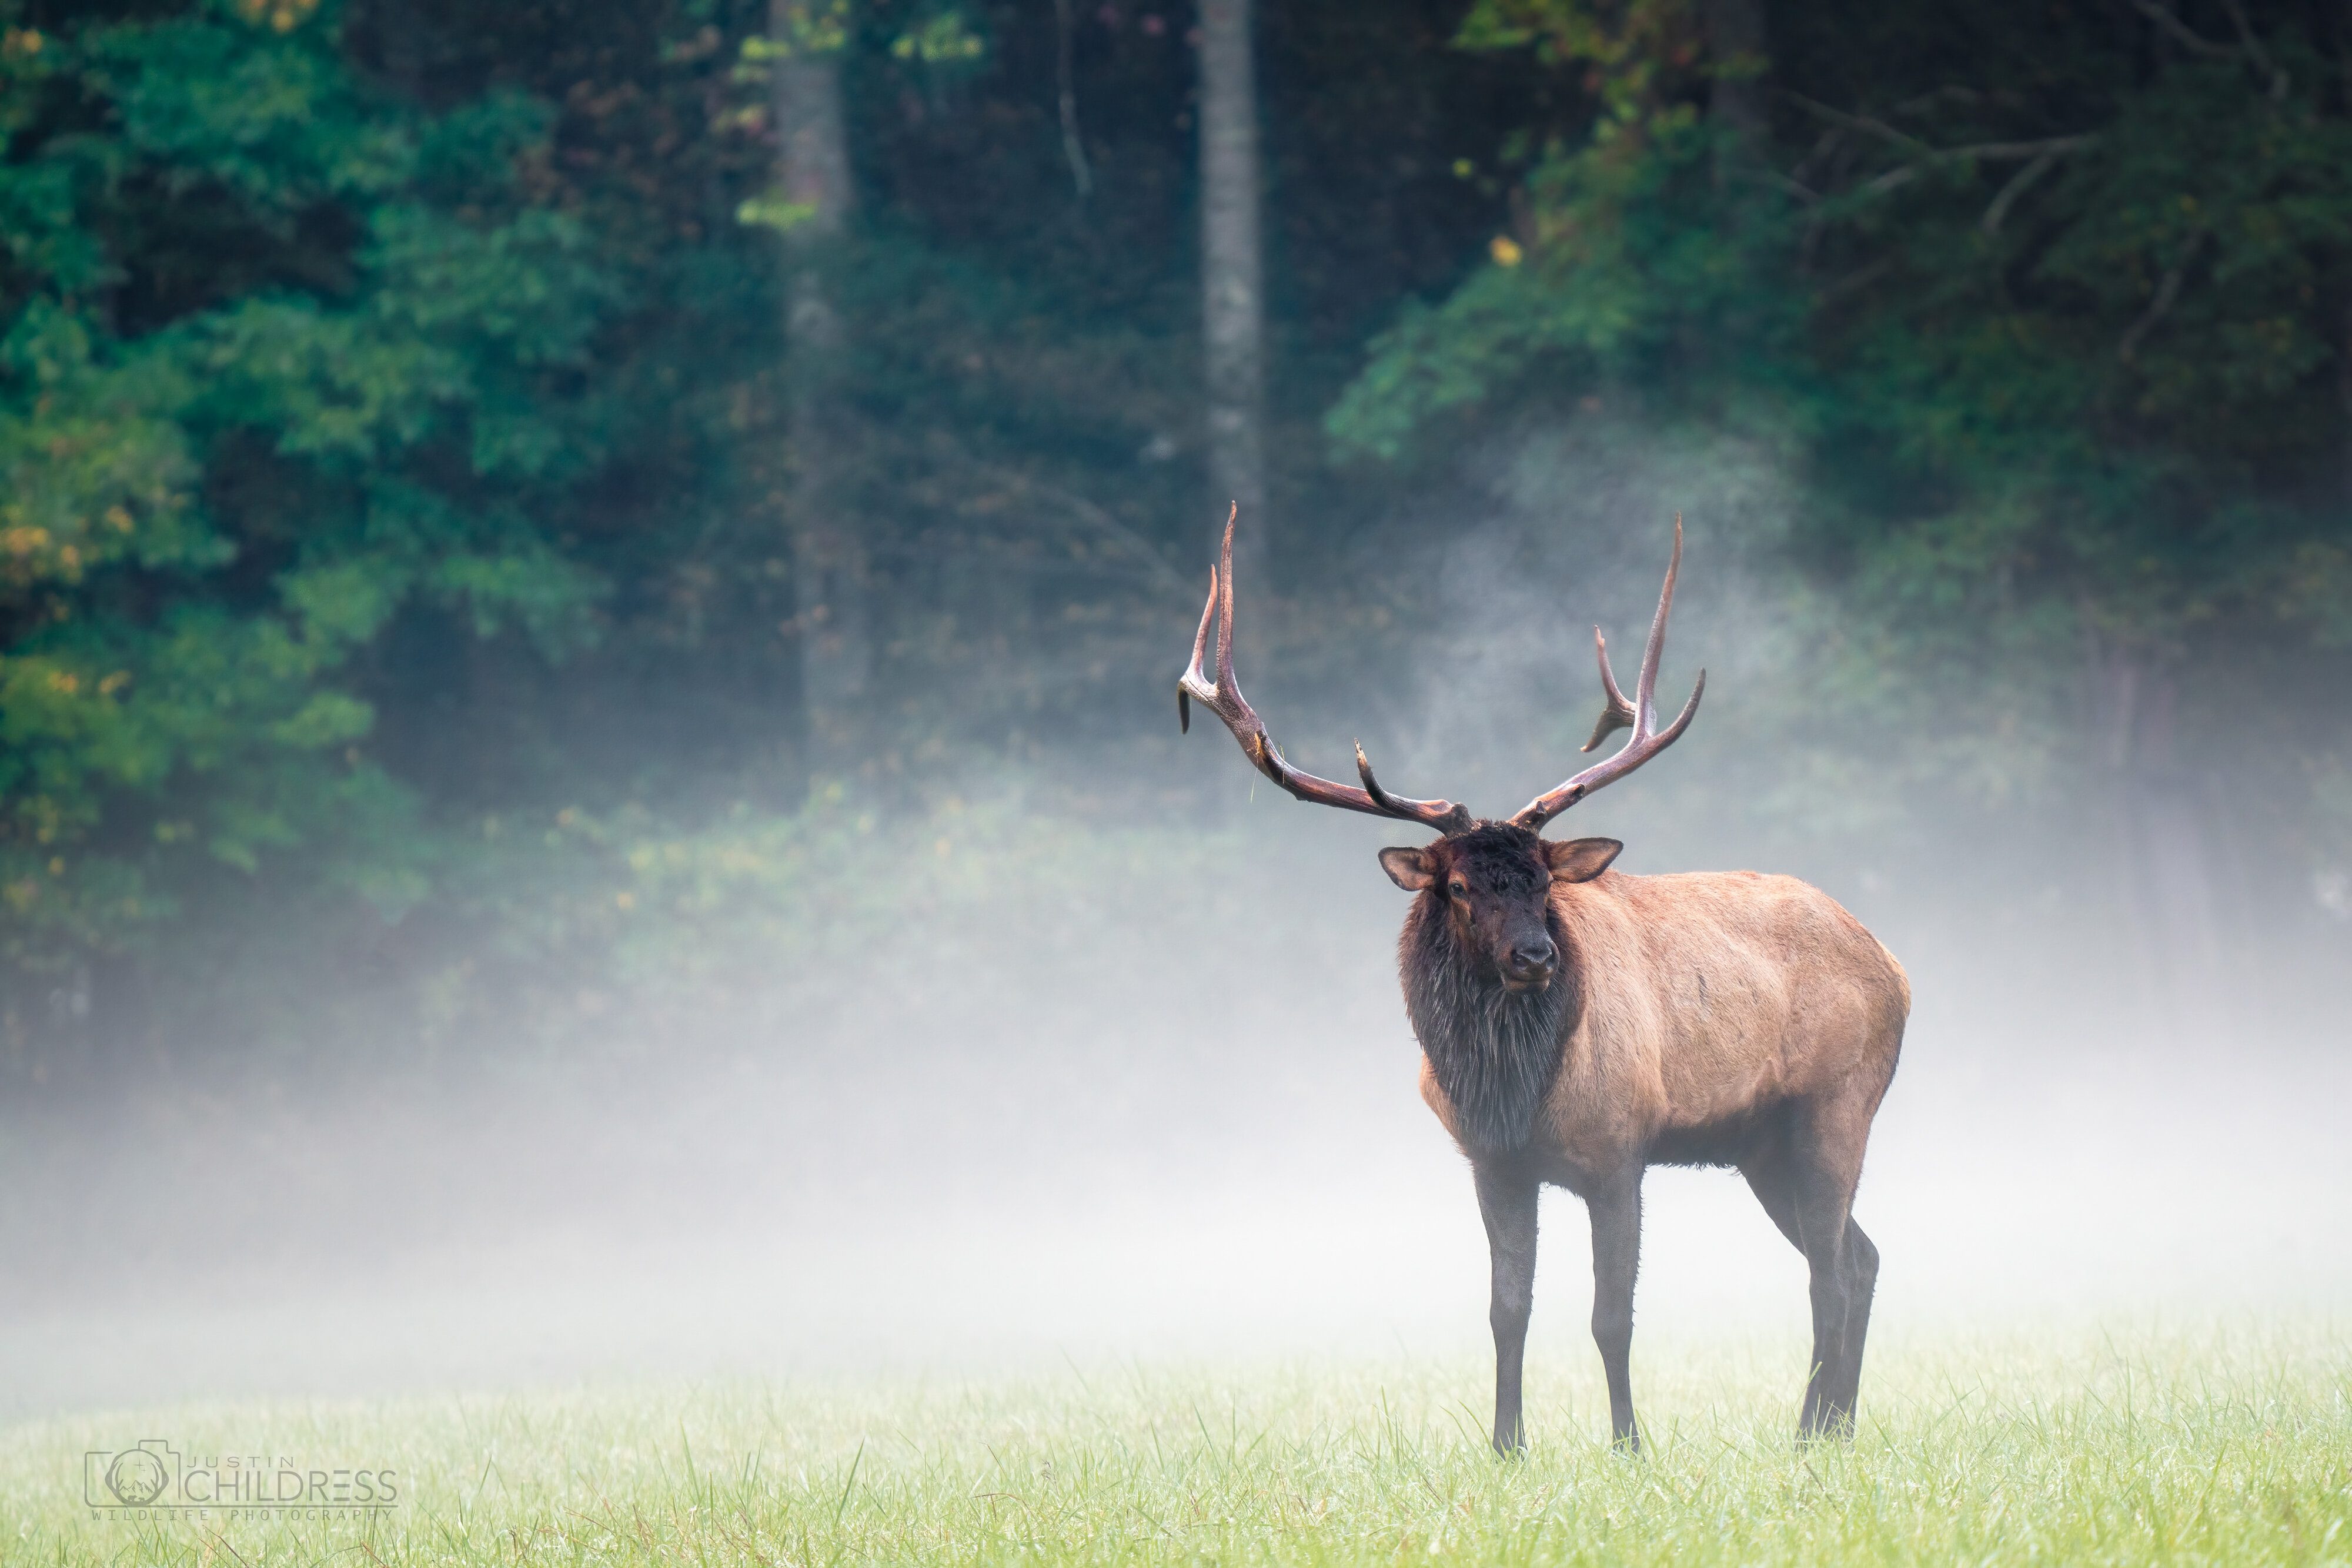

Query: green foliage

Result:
[1329,110,1799,460]
[890,9,986,69]
[0,1,616,972]
[734,192,816,232]
[6,0,2344,1062]
[1456,0,1710,121]
[750,1,850,62]
[1337,0,2352,787]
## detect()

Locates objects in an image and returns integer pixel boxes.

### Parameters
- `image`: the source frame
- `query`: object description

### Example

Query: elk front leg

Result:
[1586,1171,1643,1452]
[1472,1160,1539,1455]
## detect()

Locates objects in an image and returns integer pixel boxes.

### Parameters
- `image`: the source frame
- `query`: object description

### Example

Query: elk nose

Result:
[1508,939,1555,979]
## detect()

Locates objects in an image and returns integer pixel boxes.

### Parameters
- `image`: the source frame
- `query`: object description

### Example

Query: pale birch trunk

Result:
[2090,642,2229,1041]
[1198,0,1267,579]
[771,19,868,768]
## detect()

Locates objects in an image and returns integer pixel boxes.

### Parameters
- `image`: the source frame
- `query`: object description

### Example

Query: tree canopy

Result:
[1,0,2344,1069]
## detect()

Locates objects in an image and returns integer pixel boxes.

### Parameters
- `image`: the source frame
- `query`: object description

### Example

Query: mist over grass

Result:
[8,1323,2347,1566]
[1,768,2344,1419]
[4,431,2348,1422]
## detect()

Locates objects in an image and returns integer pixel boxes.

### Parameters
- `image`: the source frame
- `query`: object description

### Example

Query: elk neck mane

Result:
[1399,877,1578,1155]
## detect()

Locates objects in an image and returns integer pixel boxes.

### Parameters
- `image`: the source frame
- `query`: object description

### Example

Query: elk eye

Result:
[1448,880,1468,897]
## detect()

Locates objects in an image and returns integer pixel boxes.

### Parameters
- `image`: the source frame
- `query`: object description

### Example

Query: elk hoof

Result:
[1796,1412,1855,1446]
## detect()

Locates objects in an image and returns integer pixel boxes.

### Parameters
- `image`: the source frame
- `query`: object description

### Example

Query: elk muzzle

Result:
[1501,933,1558,991]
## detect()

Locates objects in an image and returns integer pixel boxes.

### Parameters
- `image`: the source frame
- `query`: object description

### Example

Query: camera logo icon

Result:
[84,1440,179,1508]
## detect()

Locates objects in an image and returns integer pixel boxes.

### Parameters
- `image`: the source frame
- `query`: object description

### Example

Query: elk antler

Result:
[1509,517,1706,831]
[1180,505,1472,834]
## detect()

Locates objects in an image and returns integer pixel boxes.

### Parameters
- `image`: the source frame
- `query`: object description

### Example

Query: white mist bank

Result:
[5,440,2346,1423]
[2,880,2344,1422]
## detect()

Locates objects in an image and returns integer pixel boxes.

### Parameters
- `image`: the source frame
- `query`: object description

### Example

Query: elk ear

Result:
[1544,837,1622,884]
[1378,847,1437,891]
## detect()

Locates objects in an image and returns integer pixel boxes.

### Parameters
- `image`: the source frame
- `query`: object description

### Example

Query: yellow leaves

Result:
[46,669,78,695]
[2,507,136,584]
[736,193,818,233]
[712,105,767,137]
[742,2,851,64]
[1,27,41,57]
[892,14,985,66]
[1491,235,1525,268]
[233,0,319,32]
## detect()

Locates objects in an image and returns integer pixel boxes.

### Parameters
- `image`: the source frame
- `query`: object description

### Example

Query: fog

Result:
[5,434,2346,1423]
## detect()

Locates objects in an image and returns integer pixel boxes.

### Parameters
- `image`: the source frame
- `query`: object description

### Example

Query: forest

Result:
[3,0,2348,1076]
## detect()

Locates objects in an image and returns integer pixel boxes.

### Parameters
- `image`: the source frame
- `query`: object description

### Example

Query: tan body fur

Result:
[1418,870,1908,1191]
[1386,842,1909,1453]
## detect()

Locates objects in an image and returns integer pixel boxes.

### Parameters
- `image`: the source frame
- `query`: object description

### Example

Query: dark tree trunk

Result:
[2340,292,2352,505]
[1199,0,1268,580]
[770,24,868,770]
[1705,0,1768,191]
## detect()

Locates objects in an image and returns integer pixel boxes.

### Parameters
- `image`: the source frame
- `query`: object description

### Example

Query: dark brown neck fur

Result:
[1399,892,1576,1154]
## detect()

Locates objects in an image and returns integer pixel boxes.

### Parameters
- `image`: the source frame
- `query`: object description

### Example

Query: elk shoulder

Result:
[1535,870,1908,1174]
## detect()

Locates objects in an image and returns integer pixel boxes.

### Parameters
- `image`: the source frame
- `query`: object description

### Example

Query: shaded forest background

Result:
[4,0,2350,1084]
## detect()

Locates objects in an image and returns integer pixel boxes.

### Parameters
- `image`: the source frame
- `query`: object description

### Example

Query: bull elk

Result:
[1178,509,1907,1453]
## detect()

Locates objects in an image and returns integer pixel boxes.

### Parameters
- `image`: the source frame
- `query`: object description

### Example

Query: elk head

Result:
[1376,826,1621,992]
[1177,506,1704,991]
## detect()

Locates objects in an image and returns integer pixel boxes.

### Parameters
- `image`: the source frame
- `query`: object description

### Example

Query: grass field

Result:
[4,1321,2346,1566]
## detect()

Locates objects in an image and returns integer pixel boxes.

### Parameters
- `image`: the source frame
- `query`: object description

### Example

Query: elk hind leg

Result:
[1835,1217,1880,1420]
[1806,1088,1885,1434]
[1742,1138,1866,1441]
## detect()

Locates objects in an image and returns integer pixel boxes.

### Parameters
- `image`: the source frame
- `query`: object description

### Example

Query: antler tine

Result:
[1633,514,1682,723]
[1510,518,1706,831]
[1354,740,1461,826]
[1214,502,1238,694]
[1177,506,1471,834]
[1178,566,1217,734]
[1582,628,1637,753]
